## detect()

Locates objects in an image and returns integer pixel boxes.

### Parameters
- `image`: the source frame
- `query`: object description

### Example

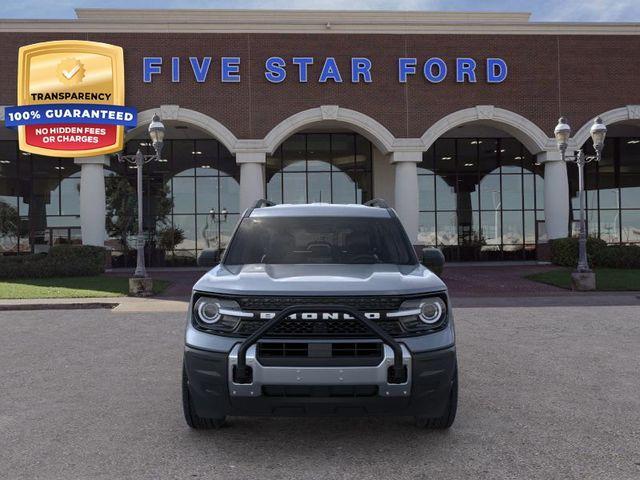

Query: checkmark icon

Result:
[62,64,80,79]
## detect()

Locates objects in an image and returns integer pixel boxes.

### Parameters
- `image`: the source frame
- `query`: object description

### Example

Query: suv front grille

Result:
[257,342,383,358]
[256,342,384,367]
[228,295,411,338]
[236,319,404,338]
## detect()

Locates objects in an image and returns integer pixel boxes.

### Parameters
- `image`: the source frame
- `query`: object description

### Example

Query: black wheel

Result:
[182,365,226,430]
[415,367,458,429]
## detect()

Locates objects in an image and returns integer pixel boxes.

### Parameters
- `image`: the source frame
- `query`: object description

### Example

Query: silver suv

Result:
[182,199,457,429]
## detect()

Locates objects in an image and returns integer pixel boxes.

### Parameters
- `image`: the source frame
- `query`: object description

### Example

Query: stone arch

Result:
[572,105,640,148]
[420,105,553,154]
[263,105,396,155]
[127,105,239,153]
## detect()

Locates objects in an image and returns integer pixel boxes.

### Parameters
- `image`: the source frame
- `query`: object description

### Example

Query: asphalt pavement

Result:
[1,305,639,479]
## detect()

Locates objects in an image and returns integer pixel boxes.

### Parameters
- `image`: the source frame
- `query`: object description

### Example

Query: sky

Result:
[1,0,639,22]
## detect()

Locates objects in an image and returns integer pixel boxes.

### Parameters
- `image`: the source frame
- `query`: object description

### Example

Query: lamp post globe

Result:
[554,117,571,155]
[590,116,607,154]
[148,113,166,157]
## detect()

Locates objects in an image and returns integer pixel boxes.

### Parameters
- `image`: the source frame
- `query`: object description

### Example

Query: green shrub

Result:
[592,244,640,268]
[0,245,106,279]
[550,237,640,268]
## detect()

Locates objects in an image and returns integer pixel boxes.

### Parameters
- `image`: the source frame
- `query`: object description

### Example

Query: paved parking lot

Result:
[1,305,639,479]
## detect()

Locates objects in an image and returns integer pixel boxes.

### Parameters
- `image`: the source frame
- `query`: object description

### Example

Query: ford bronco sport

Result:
[182,199,457,429]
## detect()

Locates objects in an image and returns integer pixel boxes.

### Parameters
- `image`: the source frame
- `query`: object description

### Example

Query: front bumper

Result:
[184,302,456,417]
[184,344,456,417]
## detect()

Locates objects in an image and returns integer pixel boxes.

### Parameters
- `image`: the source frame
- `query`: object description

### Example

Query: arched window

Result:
[266,133,373,204]
[418,137,543,261]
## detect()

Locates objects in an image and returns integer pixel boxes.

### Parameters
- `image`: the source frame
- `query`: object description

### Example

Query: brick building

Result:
[0,9,639,264]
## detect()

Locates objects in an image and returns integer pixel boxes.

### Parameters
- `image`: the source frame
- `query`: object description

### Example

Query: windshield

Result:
[223,216,416,265]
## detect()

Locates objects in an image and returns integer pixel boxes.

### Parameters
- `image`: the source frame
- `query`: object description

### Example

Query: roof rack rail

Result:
[364,198,390,209]
[252,199,276,209]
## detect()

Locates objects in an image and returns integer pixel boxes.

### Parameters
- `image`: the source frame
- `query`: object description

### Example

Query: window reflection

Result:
[419,137,543,261]
[266,133,372,205]
[568,137,640,245]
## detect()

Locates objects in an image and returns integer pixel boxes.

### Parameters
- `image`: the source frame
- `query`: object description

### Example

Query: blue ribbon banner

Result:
[4,104,138,128]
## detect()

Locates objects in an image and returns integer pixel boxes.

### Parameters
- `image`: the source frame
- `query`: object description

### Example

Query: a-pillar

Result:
[237,151,266,212]
[538,151,569,239]
[391,150,421,245]
[74,155,109,246]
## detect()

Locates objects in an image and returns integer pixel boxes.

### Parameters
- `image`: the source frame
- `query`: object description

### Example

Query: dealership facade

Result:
[0,9,639,264]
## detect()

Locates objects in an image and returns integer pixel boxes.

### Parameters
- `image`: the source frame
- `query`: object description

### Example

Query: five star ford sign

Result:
[5,40,137,158]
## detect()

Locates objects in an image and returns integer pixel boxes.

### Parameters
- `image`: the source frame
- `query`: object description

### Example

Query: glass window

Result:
[502,211,524,246]
[266,172,282,204]
[267,133,372,205]
[418,211,436,246]
[307,134,331,171]
[599,210,620,243]
[435,176,456,211]
[282,135,305,172]
[619,138,640,174]
[477,139,498,174]
[224,217,416,266]
[437,211,457,245]
[329,134,353,172]
[282,173,307,204]
[331,171,353,204]
[173,140,195,176]
[219,176,240,213]
[479,175,501,211]
[481,209,502,246]
[500,138,523,174]
[308,172,331,203]
[418,175,435,211]
[172,177,195,214]
[195,177,219,214]
[60,177,80,215]
[620,174,640,209]
[172,214,196,250]
[621,210,640,243]
[502,175,523,210]
[434,139,456,176]
[457,138,478,173]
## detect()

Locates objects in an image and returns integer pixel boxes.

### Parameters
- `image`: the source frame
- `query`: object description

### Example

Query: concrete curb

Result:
[0,302,119,311]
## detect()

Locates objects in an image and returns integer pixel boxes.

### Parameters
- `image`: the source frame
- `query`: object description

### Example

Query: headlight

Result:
[192,296,247,332]
[418,297,446,324]
[195,297,221,324]
[394,296,448,332]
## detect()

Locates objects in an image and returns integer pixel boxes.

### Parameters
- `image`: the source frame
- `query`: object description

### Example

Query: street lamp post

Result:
[553,116,607,289]
[117,114,165,293]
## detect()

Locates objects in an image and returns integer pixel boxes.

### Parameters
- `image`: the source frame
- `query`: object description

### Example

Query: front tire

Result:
[182,365,226,429]
[415,367,458,429]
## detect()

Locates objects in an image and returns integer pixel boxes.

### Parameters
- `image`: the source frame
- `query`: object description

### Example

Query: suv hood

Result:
[193,264,446,296]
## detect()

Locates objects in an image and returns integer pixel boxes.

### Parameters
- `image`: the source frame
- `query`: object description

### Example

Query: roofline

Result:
[0,9,638,35]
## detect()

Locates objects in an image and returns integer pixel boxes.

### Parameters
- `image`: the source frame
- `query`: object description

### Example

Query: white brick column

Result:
[538,151,569,239]
[237,151,266,212]
[74,155,109,246]
[391,150,421,244]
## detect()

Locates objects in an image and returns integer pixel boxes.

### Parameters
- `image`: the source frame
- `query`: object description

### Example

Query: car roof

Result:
[249,203,392,218]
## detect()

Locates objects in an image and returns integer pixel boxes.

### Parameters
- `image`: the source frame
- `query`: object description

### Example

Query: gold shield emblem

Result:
[16,40,125,157]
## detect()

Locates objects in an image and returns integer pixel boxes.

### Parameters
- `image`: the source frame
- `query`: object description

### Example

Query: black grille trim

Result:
[235,295,406,311]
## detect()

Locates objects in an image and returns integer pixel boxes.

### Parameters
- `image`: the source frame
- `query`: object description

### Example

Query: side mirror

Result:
[421,247,445,276]
[197,248,221,267]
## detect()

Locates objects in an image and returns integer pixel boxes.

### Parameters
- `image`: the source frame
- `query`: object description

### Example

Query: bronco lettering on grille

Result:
[258,312,381,320]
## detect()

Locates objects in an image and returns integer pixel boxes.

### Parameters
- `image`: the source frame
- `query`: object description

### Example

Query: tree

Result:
[0,201,21,250]
[105,176,173,252]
